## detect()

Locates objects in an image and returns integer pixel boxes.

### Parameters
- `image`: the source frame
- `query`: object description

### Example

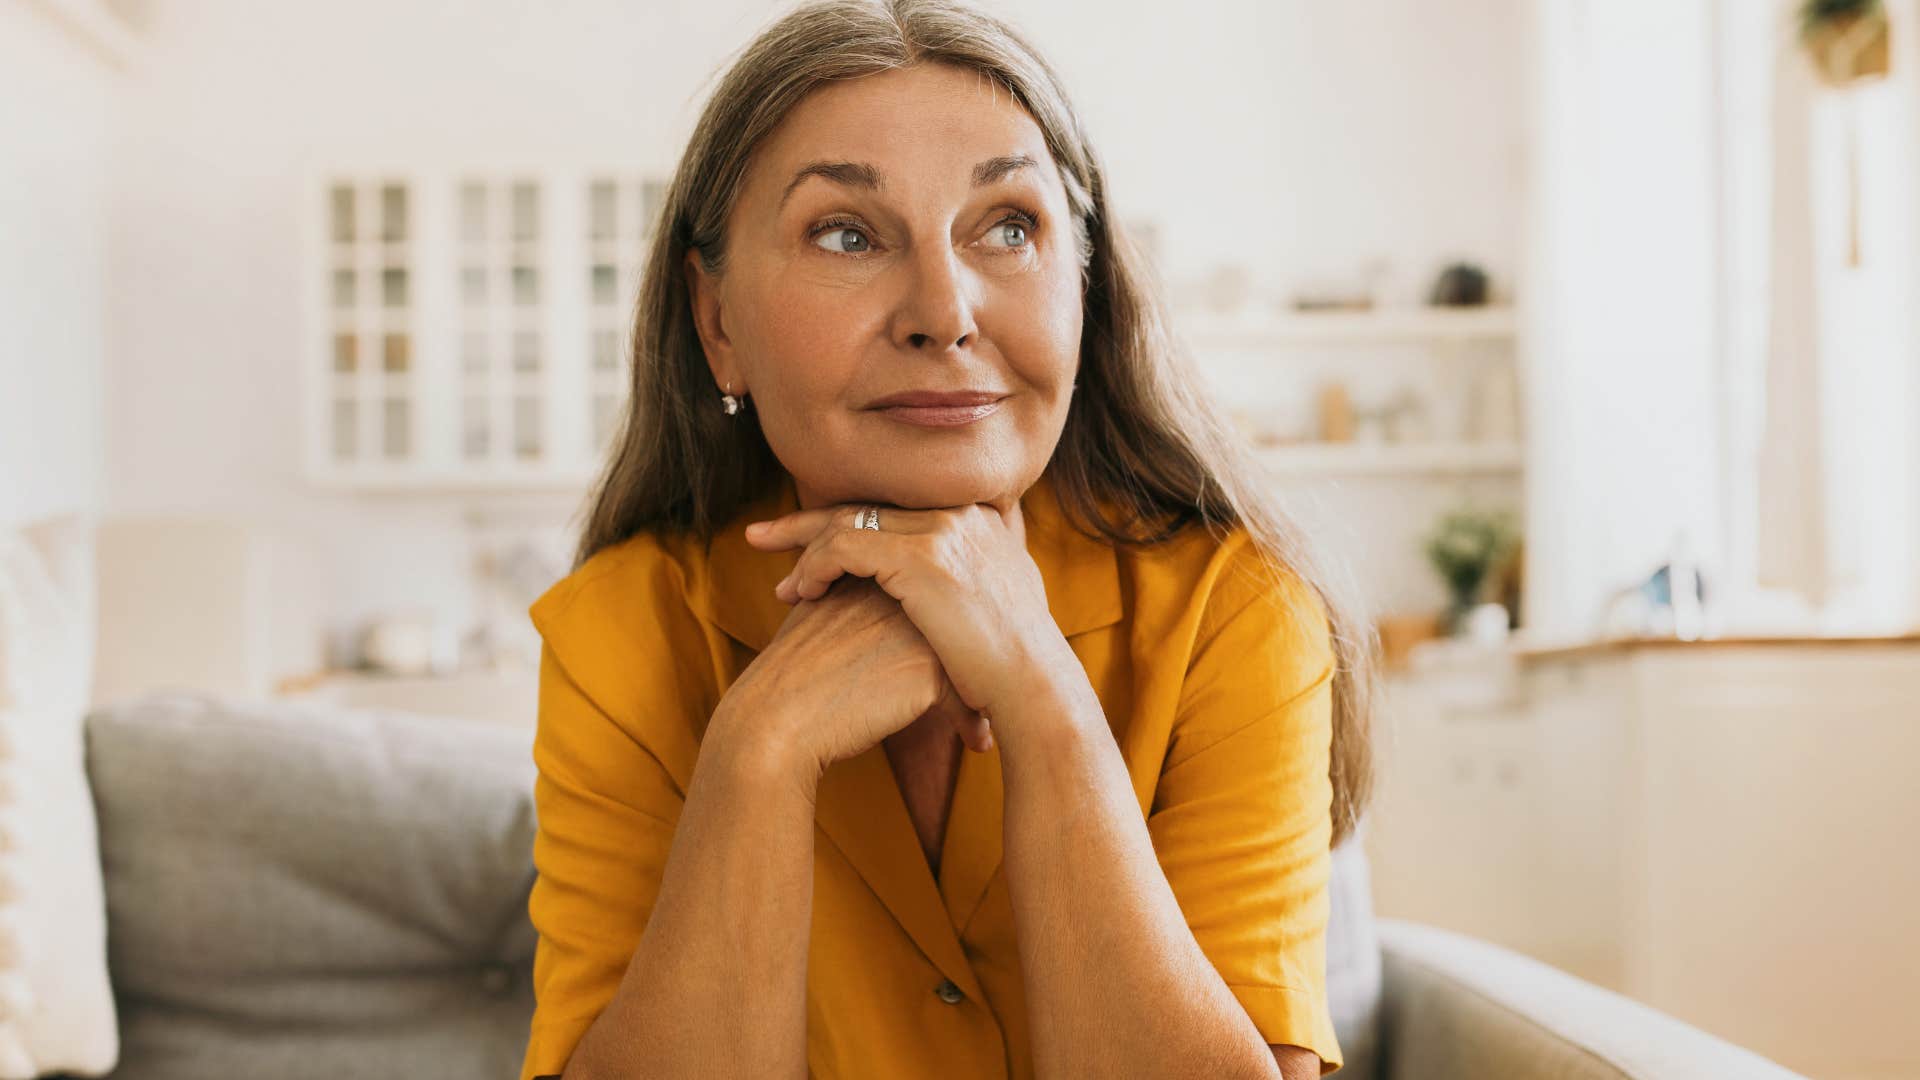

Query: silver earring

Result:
[721,380,742,415]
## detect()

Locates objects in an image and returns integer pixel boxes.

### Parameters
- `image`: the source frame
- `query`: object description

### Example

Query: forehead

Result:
[749,62,1058,199]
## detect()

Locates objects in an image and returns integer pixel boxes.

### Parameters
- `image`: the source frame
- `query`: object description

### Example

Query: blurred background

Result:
[4,1,1916,1078]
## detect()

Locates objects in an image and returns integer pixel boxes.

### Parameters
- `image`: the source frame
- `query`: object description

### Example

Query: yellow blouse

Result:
[520,468,1344,1079]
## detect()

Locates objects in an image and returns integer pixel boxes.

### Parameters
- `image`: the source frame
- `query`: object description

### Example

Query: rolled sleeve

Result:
[1147,534,1344,1074]
[520,636,684,1080]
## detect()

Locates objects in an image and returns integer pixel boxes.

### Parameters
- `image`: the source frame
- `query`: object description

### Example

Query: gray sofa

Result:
[70,691,1808,1080]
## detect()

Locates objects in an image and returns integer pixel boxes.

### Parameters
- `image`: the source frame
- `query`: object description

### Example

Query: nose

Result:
[892,243,978,352]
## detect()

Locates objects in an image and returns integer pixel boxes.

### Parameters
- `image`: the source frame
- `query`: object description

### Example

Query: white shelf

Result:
[1253,441,1524,476]
[1180,305,1517,348]
[26,0,144,70]
[306,467,596,495]
[280,668,539,728]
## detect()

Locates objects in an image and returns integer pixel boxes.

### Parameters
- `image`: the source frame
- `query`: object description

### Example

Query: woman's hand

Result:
[718,575,994,783]
[743,498,1069,727]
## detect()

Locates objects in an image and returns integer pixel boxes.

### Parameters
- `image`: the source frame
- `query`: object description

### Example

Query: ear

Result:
[683,248,742,393]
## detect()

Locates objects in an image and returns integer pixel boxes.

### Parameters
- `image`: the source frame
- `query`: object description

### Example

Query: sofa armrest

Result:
[1374,918,1807,1080]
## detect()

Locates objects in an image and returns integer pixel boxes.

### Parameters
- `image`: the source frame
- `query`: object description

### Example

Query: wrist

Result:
[705,702,823,802]
[989,643,1103,751]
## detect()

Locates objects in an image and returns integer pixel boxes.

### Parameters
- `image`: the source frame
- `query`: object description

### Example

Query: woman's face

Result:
[684,61,1084,514]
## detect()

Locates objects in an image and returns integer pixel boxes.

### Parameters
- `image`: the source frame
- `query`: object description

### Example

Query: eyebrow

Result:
[776,153,1040,211]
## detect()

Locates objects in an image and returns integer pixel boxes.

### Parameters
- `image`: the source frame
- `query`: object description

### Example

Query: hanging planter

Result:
[1799,0,1892,87]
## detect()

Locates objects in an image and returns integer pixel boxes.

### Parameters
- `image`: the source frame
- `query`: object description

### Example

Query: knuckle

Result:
[924,534,962,578]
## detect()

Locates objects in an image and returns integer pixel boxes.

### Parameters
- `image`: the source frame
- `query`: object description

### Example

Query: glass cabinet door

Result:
[454,176,548,466]
[326,179,415,467]
[315,169,667,489]
[585,174,656,452]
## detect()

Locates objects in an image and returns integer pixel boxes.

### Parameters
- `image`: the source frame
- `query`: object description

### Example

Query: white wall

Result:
[0,0,119,527]
[102,0,1524,678]
[1012,0,1526,298]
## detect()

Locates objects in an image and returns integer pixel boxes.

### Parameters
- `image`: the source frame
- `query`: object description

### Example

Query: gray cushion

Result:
[79,689,1386,1080]
[83,691,538,1080]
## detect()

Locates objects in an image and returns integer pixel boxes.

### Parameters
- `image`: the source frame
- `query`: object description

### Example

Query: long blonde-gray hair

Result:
[573,0,1376,847]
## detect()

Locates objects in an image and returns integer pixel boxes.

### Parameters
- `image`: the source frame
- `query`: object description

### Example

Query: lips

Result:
[864,389,1009,410]
[867,393,1006,428]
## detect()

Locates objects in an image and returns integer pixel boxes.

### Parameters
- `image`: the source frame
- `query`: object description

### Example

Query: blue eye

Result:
[986,214,1035,250]
[813,224,871,254]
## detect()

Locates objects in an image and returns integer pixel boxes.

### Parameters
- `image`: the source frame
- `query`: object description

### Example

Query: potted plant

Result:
[1423,507,1520,636]
[1799,0,1891,87]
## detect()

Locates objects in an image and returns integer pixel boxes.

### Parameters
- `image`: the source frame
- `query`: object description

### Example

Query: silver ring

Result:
[855,505,881,531]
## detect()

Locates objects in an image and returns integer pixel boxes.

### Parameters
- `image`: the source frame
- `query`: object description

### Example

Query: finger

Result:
[748,502,935,550]
[951,710,994,754]
[931,677,992,754]
[743,507,840,550]
[781,528,901,603]
[780,545,847,603]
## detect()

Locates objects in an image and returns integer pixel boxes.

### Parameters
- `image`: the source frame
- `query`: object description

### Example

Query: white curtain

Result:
[1753,2,1831,605]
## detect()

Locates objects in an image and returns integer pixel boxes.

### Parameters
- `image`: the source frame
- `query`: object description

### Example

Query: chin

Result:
[823,460,1028,510]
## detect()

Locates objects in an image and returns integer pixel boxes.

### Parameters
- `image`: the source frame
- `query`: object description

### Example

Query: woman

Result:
[522,1,1375,1077]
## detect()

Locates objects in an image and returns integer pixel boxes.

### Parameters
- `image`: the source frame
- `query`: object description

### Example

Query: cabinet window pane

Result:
[330,185,355,243]
[513,331,540,372]
[593,391,619,446]
[514,394,542,459]
[382,268,408,308]
[462,396,490,459]
[512,265,538,305]
[511,182,538,241]
[383,397,410,458]
[380,184,407,243]
[590,181,616,240]
[593,330,620,372]
[333,333,357,373]
[462,332,488,374]
[383,333,410,373]
[592,264,617,304]
[461,266,486,305]
[331,398,357,459]
[461,183,487,244]
[641,180,666,233]
[332,269,355,308]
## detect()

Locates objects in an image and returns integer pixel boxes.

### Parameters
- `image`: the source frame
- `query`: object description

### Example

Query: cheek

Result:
[742,277,870,405]
[984,266,1083,390]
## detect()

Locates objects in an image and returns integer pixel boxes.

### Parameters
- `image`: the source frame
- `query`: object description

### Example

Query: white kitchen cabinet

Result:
[305,169,667,493]
[1368,639,1920,1080]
